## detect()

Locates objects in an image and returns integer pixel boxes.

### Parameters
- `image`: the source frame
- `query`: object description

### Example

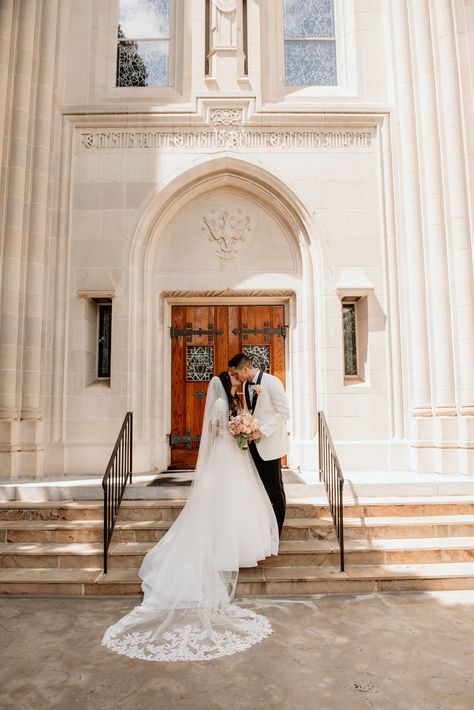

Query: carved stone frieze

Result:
[79,128,373,151]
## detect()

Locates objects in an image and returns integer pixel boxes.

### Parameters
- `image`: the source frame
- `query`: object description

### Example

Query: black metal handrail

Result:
[317,410,345,572]
[102,411,133,573]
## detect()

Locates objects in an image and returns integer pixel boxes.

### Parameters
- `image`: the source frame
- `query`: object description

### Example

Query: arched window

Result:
[116,0,171,87]
[283,0,337,86]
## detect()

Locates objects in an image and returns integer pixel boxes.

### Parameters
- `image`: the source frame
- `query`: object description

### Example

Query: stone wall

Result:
[0,0,472,477]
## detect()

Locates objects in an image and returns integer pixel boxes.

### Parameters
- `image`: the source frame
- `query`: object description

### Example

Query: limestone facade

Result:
[0,0,473,478]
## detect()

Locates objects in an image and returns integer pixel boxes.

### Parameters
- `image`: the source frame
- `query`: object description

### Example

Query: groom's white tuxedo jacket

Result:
[244,372,290,461]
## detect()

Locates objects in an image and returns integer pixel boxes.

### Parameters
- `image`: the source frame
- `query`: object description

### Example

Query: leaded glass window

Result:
[243,345,270,373]
[342,303,357,377]
[116,0,171,87]
[283,0,337,86]
[98,304,112,378]
[187,346,214,382]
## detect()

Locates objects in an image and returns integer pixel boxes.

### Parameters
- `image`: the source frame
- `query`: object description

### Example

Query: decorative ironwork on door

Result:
[186,346,214,381]
[243,345,270,372]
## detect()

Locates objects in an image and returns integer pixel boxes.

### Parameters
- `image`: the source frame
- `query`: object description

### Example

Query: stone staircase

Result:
[3,496,474,595]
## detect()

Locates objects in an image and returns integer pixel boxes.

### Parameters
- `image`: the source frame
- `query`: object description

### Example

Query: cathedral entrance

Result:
[169,304,286,469]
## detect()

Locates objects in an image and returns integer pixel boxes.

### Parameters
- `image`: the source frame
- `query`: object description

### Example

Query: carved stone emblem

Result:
[201,208,252,260]
[209,108,243,126]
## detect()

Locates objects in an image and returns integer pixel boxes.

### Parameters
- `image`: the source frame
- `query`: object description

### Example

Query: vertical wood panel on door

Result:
[170,305,286,469]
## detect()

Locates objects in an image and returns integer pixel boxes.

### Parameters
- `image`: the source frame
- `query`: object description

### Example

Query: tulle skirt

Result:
[101,435,279,661]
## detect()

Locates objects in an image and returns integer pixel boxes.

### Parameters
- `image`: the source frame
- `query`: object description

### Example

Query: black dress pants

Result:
[248,441,286,537]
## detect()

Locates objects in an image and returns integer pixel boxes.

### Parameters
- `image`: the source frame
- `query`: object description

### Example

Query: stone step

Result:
[4,495,474,521]
[107,497,474,520]
[3,536,474,571]
[0,499,321,522]
[3,562,474,596]
[0,501,104,521]
[338,515,474,540]
[5,514,474,544]
[0,519,106,543]
[0,542,104,569]
[0,517,335,543]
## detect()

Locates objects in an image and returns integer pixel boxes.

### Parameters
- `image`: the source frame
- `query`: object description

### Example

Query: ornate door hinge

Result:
[232,324,287,338]
[170,322,224,341]
[169,430,201,449]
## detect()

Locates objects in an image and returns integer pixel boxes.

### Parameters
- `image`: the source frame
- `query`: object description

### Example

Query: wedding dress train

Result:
[102,377,279,661]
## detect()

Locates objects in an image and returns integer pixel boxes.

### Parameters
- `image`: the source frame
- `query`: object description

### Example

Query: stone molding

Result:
[161,289,295,299]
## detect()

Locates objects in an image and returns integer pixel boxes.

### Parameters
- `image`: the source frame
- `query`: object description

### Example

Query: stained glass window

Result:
[342,303,357,376]
[116,0,171,87]
[243,345,270,373]
[98,304,112,378]
[283,0,337,86]
[187,346,214,382]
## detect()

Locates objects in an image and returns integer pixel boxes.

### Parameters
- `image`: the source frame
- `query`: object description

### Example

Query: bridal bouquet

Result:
[228,411,261,450]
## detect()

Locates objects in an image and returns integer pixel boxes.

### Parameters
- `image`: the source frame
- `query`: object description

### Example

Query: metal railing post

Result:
[318,410,345,572]
[102,412,134,574]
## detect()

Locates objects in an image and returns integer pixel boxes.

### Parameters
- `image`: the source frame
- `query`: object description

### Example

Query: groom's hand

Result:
[248,430,262,441]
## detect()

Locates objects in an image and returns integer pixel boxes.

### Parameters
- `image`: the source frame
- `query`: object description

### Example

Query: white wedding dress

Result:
[102,377,279,662]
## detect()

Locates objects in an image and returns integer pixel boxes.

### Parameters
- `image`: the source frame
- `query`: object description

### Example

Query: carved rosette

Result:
[201,208,252,260]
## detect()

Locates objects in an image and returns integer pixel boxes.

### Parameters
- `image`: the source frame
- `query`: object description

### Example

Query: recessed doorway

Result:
[169,304,286,469]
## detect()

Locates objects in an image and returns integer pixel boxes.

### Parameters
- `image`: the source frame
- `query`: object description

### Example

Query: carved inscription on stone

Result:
[201,208,252,260]
[79,128,372,151]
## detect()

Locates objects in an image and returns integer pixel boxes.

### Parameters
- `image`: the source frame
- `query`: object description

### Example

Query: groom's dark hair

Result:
[228,353,252,369]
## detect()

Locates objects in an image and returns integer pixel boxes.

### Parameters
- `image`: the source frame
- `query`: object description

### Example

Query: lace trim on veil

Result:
[102,604,272,662]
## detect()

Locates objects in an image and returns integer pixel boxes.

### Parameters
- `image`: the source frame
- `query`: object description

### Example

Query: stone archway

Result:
[127,156,322,472]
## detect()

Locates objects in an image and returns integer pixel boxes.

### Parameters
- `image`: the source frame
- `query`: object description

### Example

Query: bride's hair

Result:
[218,371,242,416]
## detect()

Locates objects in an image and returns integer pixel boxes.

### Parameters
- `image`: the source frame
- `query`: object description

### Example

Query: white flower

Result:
[254,384,263,395]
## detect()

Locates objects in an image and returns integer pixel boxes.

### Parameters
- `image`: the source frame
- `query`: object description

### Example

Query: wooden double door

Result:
[170,304,286,469]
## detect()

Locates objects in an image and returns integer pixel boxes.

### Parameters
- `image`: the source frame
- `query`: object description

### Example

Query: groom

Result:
[228,353,289,537]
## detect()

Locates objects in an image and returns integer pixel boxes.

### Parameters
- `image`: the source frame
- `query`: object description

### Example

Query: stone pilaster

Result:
[392,0,474,473]
[410,0,456,419]
[0,0,59,478]
[390,0,433,470]
[0,0,15,172]
[430,0,474,473]
[21,0,59,421]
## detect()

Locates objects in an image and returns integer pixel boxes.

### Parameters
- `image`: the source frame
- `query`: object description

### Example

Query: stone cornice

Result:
[62,97,388,131]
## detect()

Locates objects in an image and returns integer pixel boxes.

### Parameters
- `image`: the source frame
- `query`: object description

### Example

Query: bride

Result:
[102,371,279,662]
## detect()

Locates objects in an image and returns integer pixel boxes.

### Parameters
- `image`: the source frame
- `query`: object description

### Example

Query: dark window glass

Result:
[98,304,112,378]
[342,303,357,376]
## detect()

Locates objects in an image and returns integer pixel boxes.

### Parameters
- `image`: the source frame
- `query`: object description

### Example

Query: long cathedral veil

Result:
[101,376,273,662]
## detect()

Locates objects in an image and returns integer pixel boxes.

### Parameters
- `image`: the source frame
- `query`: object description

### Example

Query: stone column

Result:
[0,1,40,449]
[390,0,433,469]
[430,0,474,473]
[409,0,456,421]
[0,0,59,478]
[21,0,59,421]
[0,0,15,172]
